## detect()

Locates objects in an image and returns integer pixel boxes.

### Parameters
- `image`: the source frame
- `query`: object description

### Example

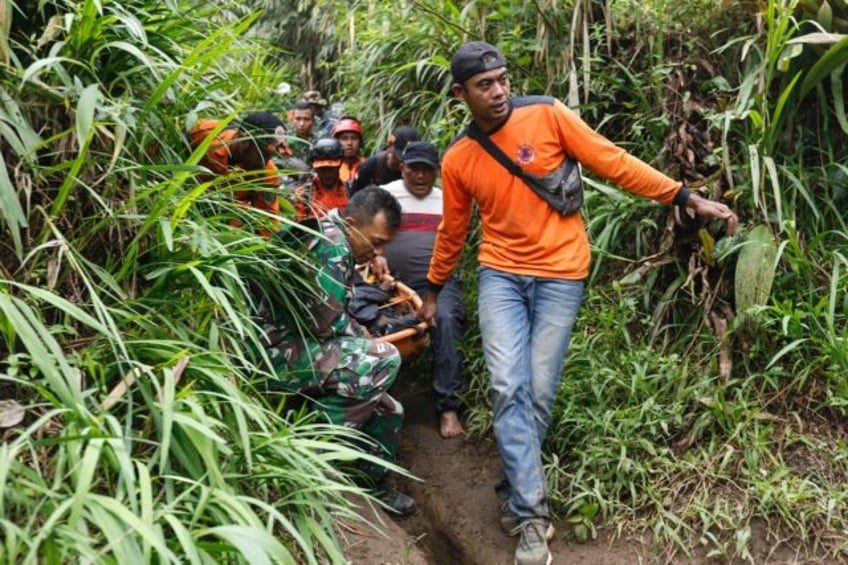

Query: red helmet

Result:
[332,117,363,138]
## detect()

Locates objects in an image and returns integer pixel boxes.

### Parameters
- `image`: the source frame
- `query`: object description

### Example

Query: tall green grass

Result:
[0,0,397,562]
[4,0,847,560]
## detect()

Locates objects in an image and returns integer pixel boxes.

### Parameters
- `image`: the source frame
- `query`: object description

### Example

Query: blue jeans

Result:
[478,267,584,520]
[408,276,466,413]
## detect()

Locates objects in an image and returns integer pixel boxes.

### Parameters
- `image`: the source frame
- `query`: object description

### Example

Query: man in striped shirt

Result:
[381,141,466,439]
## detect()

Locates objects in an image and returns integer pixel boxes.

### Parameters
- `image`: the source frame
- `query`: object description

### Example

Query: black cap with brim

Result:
[450,41,507,85]
[401,141,439,169]
[391,125,419,158]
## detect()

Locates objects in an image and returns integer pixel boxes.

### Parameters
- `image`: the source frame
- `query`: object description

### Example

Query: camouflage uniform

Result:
[262,210,403,479]
[287,136,313,163]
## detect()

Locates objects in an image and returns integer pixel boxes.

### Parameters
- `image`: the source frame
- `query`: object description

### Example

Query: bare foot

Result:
[439,410,464,439]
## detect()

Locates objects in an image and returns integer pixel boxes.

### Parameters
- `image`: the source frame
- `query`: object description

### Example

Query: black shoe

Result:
[375,486,416,516]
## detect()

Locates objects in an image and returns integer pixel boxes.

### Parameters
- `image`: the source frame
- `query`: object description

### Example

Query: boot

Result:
[374,479,416,516]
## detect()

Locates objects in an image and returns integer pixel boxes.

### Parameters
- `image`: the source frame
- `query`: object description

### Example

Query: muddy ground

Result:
[340,370,809,564]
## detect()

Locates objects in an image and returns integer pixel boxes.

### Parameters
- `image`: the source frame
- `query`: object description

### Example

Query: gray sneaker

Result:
[500,501,555,540]
[514,519,553,565]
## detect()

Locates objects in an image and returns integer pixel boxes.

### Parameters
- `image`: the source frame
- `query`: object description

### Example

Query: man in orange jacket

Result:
[418,41,738,565]
[294,137,349,221]
[332,116,366,187]
[189,112,287,229]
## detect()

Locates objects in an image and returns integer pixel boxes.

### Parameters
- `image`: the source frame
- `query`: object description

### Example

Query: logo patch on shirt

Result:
[515,144,536,165]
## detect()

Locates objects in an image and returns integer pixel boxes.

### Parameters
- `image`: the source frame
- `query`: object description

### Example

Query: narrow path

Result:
[342,368,808,565]
[390,374,643,565]
[342,371,817,564]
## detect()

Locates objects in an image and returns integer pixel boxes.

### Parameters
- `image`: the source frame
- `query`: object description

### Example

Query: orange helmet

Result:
[332,117,363,139]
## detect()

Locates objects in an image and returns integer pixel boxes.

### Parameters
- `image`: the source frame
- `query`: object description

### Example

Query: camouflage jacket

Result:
[266,209,364,343]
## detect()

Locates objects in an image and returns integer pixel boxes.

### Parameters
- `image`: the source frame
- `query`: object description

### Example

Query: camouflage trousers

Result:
[267,335,403,480]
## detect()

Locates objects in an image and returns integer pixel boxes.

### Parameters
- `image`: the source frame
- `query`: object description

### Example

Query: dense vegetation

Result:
[0,1,400,563]
[1,0,846,562]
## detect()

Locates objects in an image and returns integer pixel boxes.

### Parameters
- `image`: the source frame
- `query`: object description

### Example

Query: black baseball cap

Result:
[390,125,419,158]
[401,141,439,169]
[450,41,507,85]
[242,111,286,137]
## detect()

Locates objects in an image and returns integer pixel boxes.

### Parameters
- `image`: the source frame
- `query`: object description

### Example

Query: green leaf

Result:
[0,90,43,157]
[799,35,848,99]
[25,497,77,561]
[69,438,104,526]
[20,56,80,86]
[158,365,176,476]
[777,43,804,71]
[748,109,762,130]
[162,514,203,565]
[201,525,295,565]
[699,229,716,267]
[748,144,761,214]
[160,218,175,252]
[765,338,809,370]
[578,502,600,519]
[84,495,146,563]
[573,522,589,543]
[833,64,848,134]
[92,41,157,79]
[0,152,26,258]
[0,293,79,405]
[89,494,180,561]
[764,156,783,225]
[766,71,803,151]
[735,225,779,315]
[76,83,100,145]
[6,281,112,337]
[818,0,833,31]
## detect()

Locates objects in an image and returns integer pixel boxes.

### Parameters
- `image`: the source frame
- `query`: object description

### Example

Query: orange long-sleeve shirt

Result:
[189,119,281,215]
[427,97,683,287]
[339,156,365,185]
[295,176,349,221]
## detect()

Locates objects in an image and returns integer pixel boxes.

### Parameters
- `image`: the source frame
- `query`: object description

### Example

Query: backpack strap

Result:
[465,121,526,178]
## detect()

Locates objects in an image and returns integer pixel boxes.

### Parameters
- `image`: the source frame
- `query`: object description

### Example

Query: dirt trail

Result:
[340,371,814,564]
[394,377,646,565]
[341,373,644,564]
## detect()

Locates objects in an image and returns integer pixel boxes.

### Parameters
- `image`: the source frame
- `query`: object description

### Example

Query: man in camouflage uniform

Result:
[262,186,415,515]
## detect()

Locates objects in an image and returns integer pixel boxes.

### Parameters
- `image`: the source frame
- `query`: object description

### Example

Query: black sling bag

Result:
[465,122,584,216]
